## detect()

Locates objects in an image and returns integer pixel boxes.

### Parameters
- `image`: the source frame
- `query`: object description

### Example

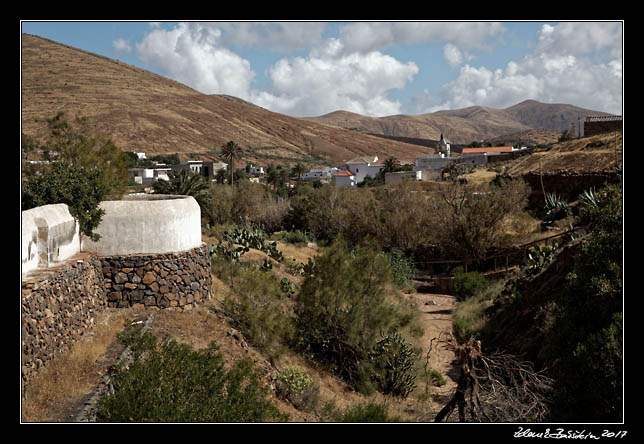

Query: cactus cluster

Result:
[210,227,284,263]
[525,243,559,276]
[280,277,297,297]
[369,332,418,399]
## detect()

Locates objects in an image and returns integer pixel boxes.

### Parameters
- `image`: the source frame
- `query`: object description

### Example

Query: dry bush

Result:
[251,197,290,233]
[425,179,530,261]
[430,334,553,422]
[373,181,434,253]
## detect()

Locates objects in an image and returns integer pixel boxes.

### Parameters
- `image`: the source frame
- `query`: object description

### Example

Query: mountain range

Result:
[305,99,612,146]
[21,33,615,167]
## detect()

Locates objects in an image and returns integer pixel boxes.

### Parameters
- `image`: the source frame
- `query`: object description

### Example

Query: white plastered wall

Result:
[21,204,81,276]
[80,194,202,256]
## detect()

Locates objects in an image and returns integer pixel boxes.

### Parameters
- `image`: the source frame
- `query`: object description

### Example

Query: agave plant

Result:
[579,187,599,208]
[543,192,569,224]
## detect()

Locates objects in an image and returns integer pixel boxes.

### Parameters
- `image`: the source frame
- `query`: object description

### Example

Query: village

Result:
[127,134,529,189]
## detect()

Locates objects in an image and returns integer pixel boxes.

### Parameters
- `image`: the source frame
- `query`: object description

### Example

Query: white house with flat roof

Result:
[302,167,338,181]
[342,155,384,183]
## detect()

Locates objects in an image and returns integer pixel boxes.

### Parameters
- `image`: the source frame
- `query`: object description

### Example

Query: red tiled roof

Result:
[461,146,513,154]
[332,169,354,177]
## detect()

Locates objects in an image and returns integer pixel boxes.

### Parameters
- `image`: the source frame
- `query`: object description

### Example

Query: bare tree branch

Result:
[430,335,553,422]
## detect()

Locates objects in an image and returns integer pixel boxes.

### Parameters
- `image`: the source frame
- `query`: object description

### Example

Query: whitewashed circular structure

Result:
[81,194,202,256]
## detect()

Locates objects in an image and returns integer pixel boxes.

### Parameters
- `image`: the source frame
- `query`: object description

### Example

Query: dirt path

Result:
[409,289,459,413]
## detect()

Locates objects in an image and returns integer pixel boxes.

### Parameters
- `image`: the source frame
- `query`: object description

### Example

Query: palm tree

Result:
[383,157,399,173]
[292,163,307,180]
[152,168,210,212]
[220,140,243,186]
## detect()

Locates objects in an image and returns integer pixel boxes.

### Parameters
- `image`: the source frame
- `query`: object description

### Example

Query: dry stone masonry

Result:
[21,254,106,382]
[100,244,211,310]
[21,195,212,383]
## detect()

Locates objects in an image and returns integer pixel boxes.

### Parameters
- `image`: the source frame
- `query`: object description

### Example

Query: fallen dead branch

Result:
[429,334,553,422]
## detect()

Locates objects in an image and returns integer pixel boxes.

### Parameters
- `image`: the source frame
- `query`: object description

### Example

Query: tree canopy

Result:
[220,141,243,186]
[22,160,108,241]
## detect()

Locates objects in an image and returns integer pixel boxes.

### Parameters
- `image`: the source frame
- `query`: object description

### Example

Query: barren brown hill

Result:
[20,34,430,167]
[483,128,562,147]
[307,100,614,146]
[506,130,622,176]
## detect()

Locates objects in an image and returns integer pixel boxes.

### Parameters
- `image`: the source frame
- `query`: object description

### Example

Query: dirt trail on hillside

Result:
[409,289,459,414]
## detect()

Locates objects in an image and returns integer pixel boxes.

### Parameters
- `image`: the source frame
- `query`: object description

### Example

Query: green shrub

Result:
[293,239,401,394]
[453,266,489,301]
[331,402,403,423]
[21,160,108,241]
[452,278,504,343]
[275,366,319,412]
[384,249,416,291]
[426,368,447,387]
[546,184,623,422]
[96,328,287,422]
[369,332,418,398]
[280,230,310,244]
[222,266,294,356]
[276,366,311,399]
[452,316,482,343]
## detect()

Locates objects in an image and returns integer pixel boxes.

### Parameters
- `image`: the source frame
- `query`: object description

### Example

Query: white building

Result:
[153,168,171,181]
[301,167,338,181]
[174,160,227,179]
[129,168,154,184]
[331,169,356,187]
[176,160,205,175]
[438,134,451,157]
[249,165,265,176]
[342,155,384,183]
[130,165,173,184]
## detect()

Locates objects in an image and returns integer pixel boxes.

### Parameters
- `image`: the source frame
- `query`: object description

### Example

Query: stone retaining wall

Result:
[21,253,106,382]
[584,118,622,137]
[99,244,212,310]
[21,244,213,383]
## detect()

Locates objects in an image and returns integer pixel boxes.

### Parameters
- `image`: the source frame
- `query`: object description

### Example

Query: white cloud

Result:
[537,22,622,58]
[134,22,419,117]
[132,21,622,118]
[135,22,255,99]
[443,43,471,67]
[250,40,419,117]
[112,38,131,54]
[430,22,622,114]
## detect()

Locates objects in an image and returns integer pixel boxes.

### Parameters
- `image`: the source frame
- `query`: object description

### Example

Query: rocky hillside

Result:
[307,100,614,145]
[20,34,429,167]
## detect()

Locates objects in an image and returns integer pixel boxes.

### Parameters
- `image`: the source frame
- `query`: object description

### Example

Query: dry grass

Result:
[21,309,135,422]
[461,168,499,185]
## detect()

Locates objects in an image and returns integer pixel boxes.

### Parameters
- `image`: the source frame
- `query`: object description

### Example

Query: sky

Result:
[21,21,623,118]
